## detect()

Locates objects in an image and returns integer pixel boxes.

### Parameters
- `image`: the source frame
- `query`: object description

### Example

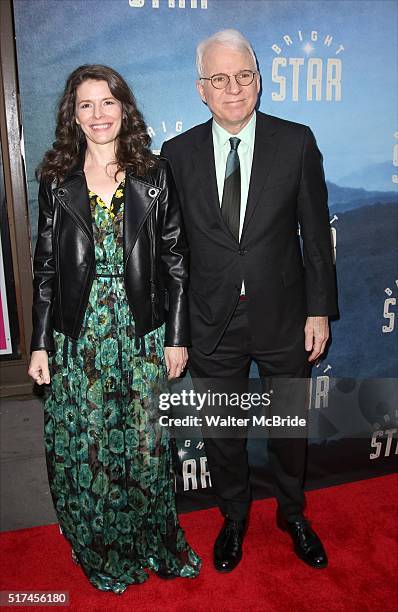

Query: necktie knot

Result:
[229,137,241,151]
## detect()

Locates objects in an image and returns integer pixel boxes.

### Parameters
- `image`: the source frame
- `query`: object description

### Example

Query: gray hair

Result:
[196,29,257,77]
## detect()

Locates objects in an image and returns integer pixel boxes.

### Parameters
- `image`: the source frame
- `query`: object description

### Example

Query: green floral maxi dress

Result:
[44,182,200,593]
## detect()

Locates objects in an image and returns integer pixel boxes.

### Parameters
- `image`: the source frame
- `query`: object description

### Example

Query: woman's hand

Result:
[28,350,51,385]
[164,346,188,380]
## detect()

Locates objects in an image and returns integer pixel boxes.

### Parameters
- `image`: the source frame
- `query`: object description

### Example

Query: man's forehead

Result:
[203,43,254,67]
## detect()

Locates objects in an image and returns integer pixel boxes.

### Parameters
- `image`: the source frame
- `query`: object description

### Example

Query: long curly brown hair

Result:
[37,64,157,182]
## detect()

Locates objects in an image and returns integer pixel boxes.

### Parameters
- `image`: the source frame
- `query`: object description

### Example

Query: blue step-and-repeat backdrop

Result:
[13,0,397,509]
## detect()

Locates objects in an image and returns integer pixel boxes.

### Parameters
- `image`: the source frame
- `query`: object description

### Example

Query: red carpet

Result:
[1,474,397,612]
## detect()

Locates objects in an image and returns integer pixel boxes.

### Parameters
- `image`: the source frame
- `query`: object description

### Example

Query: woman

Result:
[28,65,200,593]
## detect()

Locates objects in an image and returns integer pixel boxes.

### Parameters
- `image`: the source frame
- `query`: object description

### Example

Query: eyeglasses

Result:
[200,70,258,90]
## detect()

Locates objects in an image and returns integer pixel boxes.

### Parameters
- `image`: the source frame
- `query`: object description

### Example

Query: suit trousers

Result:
[188,299,311,522]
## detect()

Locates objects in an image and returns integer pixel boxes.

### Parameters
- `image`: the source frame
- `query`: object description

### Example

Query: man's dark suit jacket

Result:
[161,111,338,355]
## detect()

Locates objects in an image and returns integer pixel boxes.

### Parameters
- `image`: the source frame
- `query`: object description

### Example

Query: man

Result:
[161,29,337,572]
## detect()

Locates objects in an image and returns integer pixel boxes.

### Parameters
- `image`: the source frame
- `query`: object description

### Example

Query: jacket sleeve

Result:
[158,159,190,346]
[297,127,338,317]
[30,179,56,352]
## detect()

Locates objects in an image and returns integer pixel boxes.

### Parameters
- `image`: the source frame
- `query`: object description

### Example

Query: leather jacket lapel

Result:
[52,153,162,262]
[53,171,93,243]
[124,170,162,263]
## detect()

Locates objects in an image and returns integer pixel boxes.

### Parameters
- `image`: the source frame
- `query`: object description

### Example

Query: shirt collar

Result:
[212,111,256,149]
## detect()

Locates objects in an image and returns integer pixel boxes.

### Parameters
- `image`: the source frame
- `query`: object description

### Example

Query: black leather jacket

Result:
[31,157,190,352]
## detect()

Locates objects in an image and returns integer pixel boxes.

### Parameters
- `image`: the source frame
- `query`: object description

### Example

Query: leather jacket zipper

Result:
[149,210,158,323]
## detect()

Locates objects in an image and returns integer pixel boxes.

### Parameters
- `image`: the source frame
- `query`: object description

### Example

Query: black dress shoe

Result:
[277,513,328,569]
[214,517,246,572]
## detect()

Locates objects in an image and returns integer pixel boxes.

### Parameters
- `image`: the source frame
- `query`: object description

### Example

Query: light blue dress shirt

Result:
[212,112,256,239]
[212,112,256,294]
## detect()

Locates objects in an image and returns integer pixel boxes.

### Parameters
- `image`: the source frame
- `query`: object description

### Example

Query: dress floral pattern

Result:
[45,181,200,593]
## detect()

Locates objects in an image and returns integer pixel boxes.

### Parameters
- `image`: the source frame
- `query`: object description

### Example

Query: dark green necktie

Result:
[221,137,241,241]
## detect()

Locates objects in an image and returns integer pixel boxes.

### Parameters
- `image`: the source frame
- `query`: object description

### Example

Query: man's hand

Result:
[304,316,329,362]
[28,350,51,384]
[164,346,188,379]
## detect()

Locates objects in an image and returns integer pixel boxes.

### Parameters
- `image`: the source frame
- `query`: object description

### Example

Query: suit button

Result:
[148,187,159,198]
[57,188,66,197]
[239,249,247,255]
